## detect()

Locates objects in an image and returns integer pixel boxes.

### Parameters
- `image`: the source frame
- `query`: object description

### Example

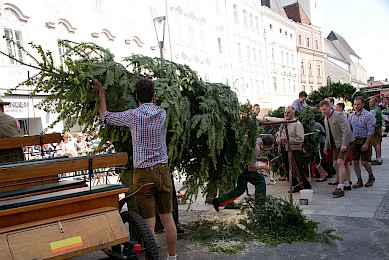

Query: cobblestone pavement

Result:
[75,137,389,259]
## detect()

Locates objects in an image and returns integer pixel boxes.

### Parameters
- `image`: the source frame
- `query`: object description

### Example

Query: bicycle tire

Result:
[103,211,159,260]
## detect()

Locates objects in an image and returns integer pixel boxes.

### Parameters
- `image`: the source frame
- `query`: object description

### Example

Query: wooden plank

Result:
[0,208,128,260]
[0,152,128,183]
[0,187,128,228]
[0,133,62,149]
[0,207,117,234]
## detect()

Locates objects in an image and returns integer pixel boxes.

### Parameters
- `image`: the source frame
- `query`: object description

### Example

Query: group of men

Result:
[293,91,381,197]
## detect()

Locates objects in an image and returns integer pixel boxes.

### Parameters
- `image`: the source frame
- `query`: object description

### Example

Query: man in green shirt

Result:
[369,97,383,165]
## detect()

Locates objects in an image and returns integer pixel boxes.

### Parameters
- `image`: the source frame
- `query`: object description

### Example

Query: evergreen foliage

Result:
[0,39,259,200]
[307,82,366,107]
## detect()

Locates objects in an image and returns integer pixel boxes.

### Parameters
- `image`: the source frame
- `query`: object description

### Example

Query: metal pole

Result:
[284,123,293,204]
[159,41,164,59]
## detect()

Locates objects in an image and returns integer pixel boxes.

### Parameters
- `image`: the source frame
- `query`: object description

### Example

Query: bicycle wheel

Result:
[103,211,159,260]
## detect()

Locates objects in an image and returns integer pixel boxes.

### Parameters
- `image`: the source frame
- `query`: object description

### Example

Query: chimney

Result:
[368,76,375,82]
[261,0,270,8]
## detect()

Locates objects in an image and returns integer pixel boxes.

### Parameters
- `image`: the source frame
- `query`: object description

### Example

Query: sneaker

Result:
[365,177,375,187]
[269,178,276,184]
[352,180,363,188]
[224,202,240,210]
[344,185,352,191]
[370,160,383,165]
[211,198,220,212]
[332,188,344,197]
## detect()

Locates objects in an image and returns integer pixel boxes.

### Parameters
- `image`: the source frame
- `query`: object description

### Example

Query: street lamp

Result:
[153,16,166,59]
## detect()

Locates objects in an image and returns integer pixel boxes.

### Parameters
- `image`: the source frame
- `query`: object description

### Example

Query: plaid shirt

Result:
[102,103,168,168]
[348,109,376,138]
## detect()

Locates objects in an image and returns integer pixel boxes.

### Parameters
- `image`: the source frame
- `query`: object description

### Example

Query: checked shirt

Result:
[102,103,168,168]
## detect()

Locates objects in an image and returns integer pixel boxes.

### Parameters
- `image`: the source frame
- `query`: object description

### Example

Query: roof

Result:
[327,31,360,59]
[283,2,311,25]
[368,81,389,87]
[262,0,289,20]
[323,38,347,63]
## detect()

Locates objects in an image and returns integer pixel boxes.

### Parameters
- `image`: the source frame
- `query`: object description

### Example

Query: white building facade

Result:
[0,0,366,135]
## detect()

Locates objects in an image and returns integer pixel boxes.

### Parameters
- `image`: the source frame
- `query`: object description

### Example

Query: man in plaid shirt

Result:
[93,79,177,260]
[348,96,376,188]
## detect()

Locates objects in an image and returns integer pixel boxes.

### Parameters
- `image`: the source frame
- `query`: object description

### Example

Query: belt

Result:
[355,137,367,140]
[136,163,168,171]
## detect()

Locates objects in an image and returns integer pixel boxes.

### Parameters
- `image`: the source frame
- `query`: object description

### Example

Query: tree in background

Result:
[1,39,259,202]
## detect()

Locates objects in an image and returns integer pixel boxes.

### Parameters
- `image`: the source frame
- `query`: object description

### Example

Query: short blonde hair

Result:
[64,133,72,140]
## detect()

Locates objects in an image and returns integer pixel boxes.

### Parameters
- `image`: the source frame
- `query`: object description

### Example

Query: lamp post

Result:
[153,16,166,59]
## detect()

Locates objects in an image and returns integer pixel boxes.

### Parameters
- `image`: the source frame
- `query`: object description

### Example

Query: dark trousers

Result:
[218,168,266,205]
[281,149,311,190]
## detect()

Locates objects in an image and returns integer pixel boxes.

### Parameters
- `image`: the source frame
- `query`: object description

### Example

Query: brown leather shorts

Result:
[133,163,173,219]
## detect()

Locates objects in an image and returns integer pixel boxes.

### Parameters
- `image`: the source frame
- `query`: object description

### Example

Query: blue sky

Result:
[322,0,389,81]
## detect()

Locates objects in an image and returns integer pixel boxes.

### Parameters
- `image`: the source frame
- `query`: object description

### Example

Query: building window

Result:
[217,37,223,53]
[269,24,273,29]
[309,63,312,75]
[286,53,289,66]
[200,30,206,50]
[237,42,241,59]
[271,48,275,62]
[273,77,277,91]
[247,46,251,62]
[258,50,262,65]
[285,31,287,36]
[243,9,247,26]
[302,85,306,91]
[281,51,284,65]
[233,4,238,21]
[215,0,220,15]
[298,35,302,45]
[315,39,319,50]
[58,40,68,68]
[291,54,294,66]
[249,13,253,28]
[255,16,259,30]
[253,47,256,63]
[300,62,304,75]
[189,26,196,48]
[4,28,24,64]
[288,79,291,92]
[279,28,282,34]
[327,76,332,85]
[293,80,296,92]
[317,64,321,77]
[307,37,310,47]
[290,33,293,38]
[310,86,314,92]
[283,78,286,92]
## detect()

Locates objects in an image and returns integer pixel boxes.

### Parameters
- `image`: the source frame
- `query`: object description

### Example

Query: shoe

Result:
[211,198,220,212]
[328,181,339,185]
[370,160,383,165]
[344,185,352,190]
[224,202,240,210]
[269,178,276,184]
[332,188,344,197]
[352,180,363,188]
[316,178,327,182]
[365,177,375,187]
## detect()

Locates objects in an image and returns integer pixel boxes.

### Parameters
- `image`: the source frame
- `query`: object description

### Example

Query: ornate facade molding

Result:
[101,28,115,41]
[58,18,77,33]
[170,6,206,24]
[1,3,30,23]
[124,36,143,47]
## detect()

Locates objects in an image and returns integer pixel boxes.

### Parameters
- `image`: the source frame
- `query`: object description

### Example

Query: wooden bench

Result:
[0,135,130,259]
[0,133,63,192]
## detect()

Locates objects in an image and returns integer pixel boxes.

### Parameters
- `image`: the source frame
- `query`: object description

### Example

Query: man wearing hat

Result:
[0,96,24,162]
